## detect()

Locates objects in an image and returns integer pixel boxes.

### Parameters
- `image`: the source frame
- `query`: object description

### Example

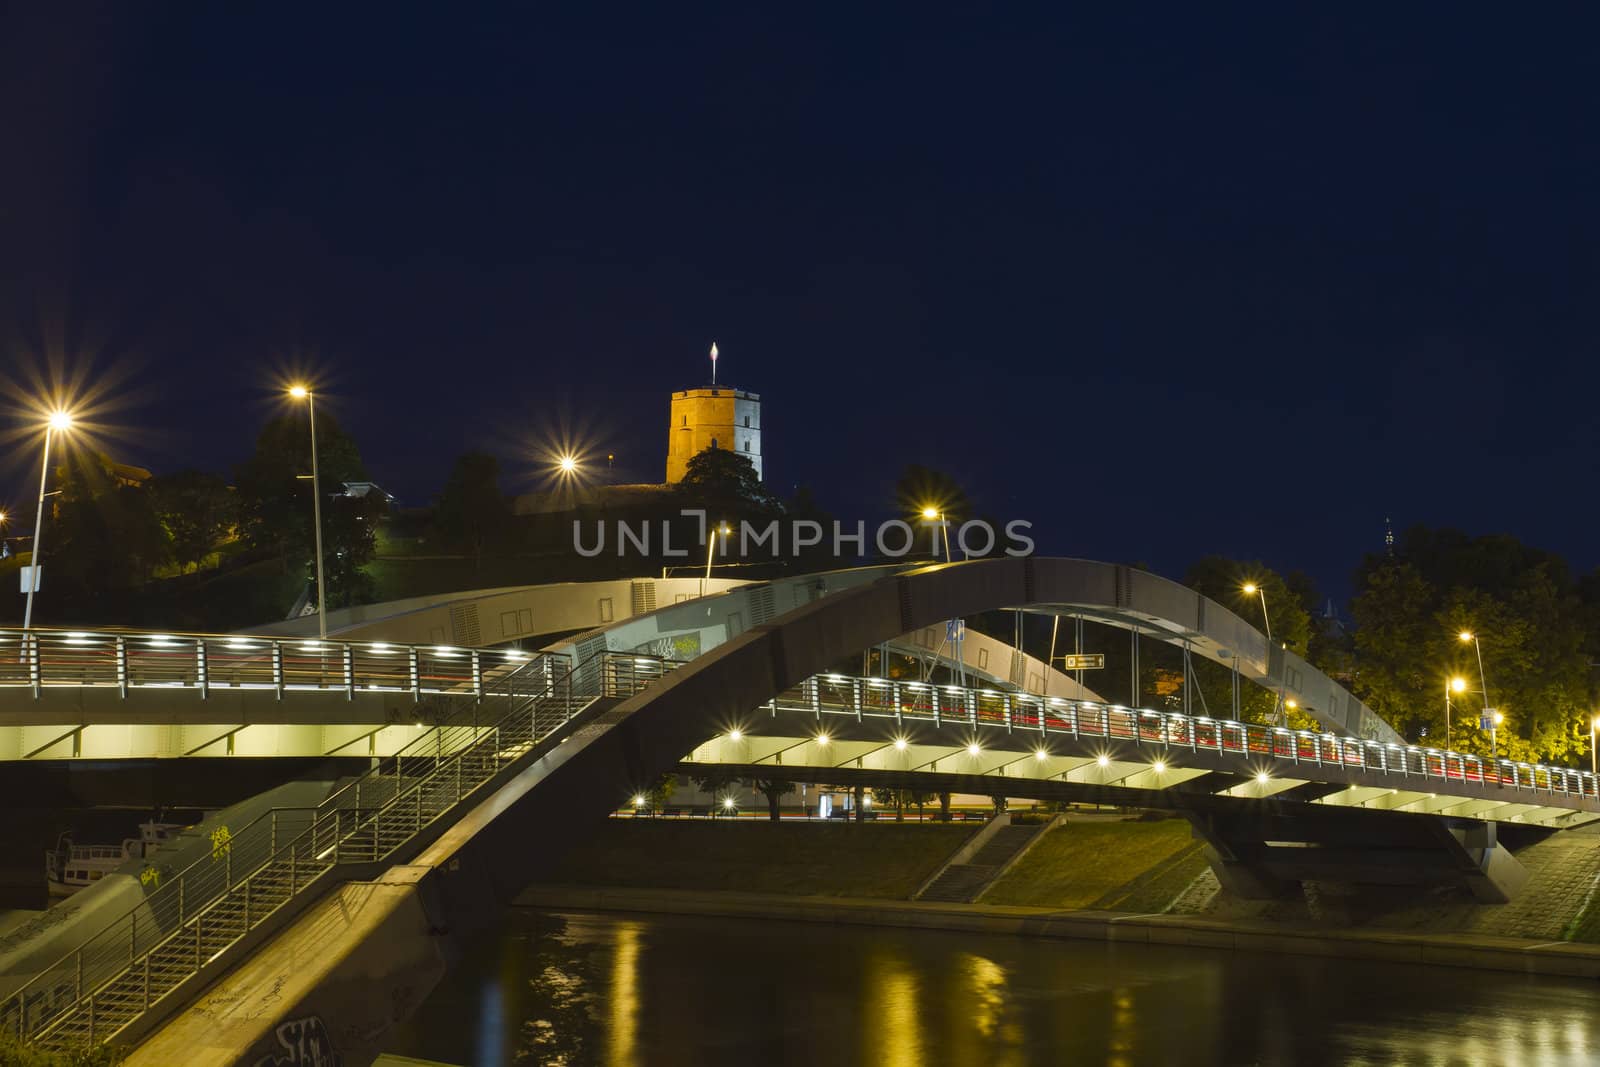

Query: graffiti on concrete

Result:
[250,1014,343,1067]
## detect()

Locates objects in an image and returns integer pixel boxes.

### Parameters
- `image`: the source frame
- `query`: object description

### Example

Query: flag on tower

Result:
[710,341,718,384]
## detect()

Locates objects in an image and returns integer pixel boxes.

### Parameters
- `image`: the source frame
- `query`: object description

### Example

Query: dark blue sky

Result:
[3,6,1596,602]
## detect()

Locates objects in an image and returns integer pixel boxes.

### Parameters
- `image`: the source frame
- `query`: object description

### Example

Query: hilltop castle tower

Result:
[665,343,762,482]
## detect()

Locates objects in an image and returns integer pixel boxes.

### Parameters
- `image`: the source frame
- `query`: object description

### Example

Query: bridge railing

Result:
[0,627,532,701]
[763,674,1600,806]
[1,649,580,1051]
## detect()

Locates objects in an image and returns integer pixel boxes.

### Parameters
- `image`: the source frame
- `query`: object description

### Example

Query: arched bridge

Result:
[7,558,1595,1063]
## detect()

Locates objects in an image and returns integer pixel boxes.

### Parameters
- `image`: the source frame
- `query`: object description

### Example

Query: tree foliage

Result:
[1351,528,1592,762]
[433,451,510,568]
[234,412,381,609]
[147,470,236,573]
[746,777,795,821]
[675,447,782,518]
[1181,557,1317,726]
[50,451,170,589]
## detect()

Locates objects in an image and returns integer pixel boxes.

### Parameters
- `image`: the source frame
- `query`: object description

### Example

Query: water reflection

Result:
[863,944,921,1067]
[386,910,1600,1066]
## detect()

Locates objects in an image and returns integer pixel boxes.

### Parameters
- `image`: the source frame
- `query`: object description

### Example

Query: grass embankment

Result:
[534,820,976,899]
[985,818,1207,912]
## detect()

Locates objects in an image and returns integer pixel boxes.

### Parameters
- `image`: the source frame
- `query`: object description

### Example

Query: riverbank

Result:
[515,884,1600,981]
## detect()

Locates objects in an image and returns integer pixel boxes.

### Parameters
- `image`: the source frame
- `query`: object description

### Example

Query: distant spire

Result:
[1384,516,1395,556]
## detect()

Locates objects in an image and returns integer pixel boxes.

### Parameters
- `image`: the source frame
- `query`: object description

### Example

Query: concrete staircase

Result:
[915,818,1050,903]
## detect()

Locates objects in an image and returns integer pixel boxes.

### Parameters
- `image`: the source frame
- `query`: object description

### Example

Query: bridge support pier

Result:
[1185,809,1531,904]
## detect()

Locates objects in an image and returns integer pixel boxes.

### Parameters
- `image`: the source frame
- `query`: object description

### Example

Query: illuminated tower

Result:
[666,342,762,483]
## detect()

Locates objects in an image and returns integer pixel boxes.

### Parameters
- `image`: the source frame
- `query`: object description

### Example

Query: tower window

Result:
[681,415,687,426]
[710,437,718,449]
[744,440,751,451]
[743,415,750,427]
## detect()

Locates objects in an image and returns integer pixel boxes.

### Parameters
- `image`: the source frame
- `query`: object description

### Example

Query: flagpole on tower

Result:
[710,341,718,386]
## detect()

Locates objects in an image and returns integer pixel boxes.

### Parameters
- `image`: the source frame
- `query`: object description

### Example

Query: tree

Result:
[148,470,236,573]
[892,465,974,562]
[234,412,379,610]
[690,770,741,815]
[747,778,795,821]
[893,464,974,524]
[1350,527,1592,762]
[1182,557,1314,725]
[50,451,171,590]
[433,451,510,570]
[676,447,783,516]
[644,773,677,815]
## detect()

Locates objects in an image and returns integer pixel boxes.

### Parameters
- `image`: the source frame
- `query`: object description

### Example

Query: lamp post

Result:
[23,410,73,631]
[1459,630,1491,721]
[1242,582,1283,724]
[1446,676,1467,752]
[287,386,327,640]
[704,522,730,580]
[1591,715,1600,776]
[920,506,953,563]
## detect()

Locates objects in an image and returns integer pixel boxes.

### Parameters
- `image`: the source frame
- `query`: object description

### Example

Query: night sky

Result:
[3,7,1596,602]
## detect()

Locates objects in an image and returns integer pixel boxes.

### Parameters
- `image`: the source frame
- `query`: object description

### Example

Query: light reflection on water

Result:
[386,910,1600,1066]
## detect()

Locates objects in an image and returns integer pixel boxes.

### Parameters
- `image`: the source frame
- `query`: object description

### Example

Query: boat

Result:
[44,820,187,898]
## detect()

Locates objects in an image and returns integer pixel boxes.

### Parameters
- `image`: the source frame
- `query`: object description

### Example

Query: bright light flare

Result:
[893,737,908,751]
[1241,582,1258,595]
[1096,754,1111,767]
[966,743,981,756]
[815,733,830,746]
[722,796,736,810]
[1459,631,1475,643]
[1450,677,1467,693]
[920,506,940,520]
[727,729,742,742]
[1152,760,1167,774]
[287,385,310,400]
[1256,771,1270,785]
[633,794,646,807]
[47,410,73,432]
[558,454,578,474]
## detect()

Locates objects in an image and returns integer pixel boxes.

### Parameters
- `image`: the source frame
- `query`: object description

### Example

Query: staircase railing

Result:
[1,648,581,1050]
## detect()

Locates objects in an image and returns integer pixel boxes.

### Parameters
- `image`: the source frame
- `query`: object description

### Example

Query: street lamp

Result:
[287,385,327,640]
[1446,676,1467,752]
[704,522,731,581]
[1591,715,1600,776]
[1242,582,1282,723]
[1459,630,1492,722]
[920,506,953,563]
[558,454,578,475]
[22,410,74,631]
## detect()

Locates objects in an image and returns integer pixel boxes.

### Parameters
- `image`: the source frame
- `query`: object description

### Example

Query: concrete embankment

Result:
[514,884,1600,981]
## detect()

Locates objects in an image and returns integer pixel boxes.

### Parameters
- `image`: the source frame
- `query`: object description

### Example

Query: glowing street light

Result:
[22,409,75,631]
[1445,675,1468,752]
[704,522,732,581]
[286,385,327,639]
[558,454,578,475]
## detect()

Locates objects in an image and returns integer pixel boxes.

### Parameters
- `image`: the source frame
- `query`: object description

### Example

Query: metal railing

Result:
[0,627,531,701]
[759,674,1600,807]
[1,645,637,1051]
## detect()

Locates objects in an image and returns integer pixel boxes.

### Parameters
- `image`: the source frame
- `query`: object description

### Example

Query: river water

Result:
[385,909,1600,1066]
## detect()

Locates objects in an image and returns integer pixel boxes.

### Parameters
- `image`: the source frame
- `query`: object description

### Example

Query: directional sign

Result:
[1480,709,1499,731]
[1059,653,1105,670]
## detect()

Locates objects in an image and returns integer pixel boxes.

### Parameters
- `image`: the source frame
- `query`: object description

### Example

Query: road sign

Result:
[1059,653,1105,670]
[18,566,39,594]
[1480,709,1498,731]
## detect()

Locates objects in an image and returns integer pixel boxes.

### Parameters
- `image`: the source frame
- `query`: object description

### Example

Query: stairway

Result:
[917,823,1044,903]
